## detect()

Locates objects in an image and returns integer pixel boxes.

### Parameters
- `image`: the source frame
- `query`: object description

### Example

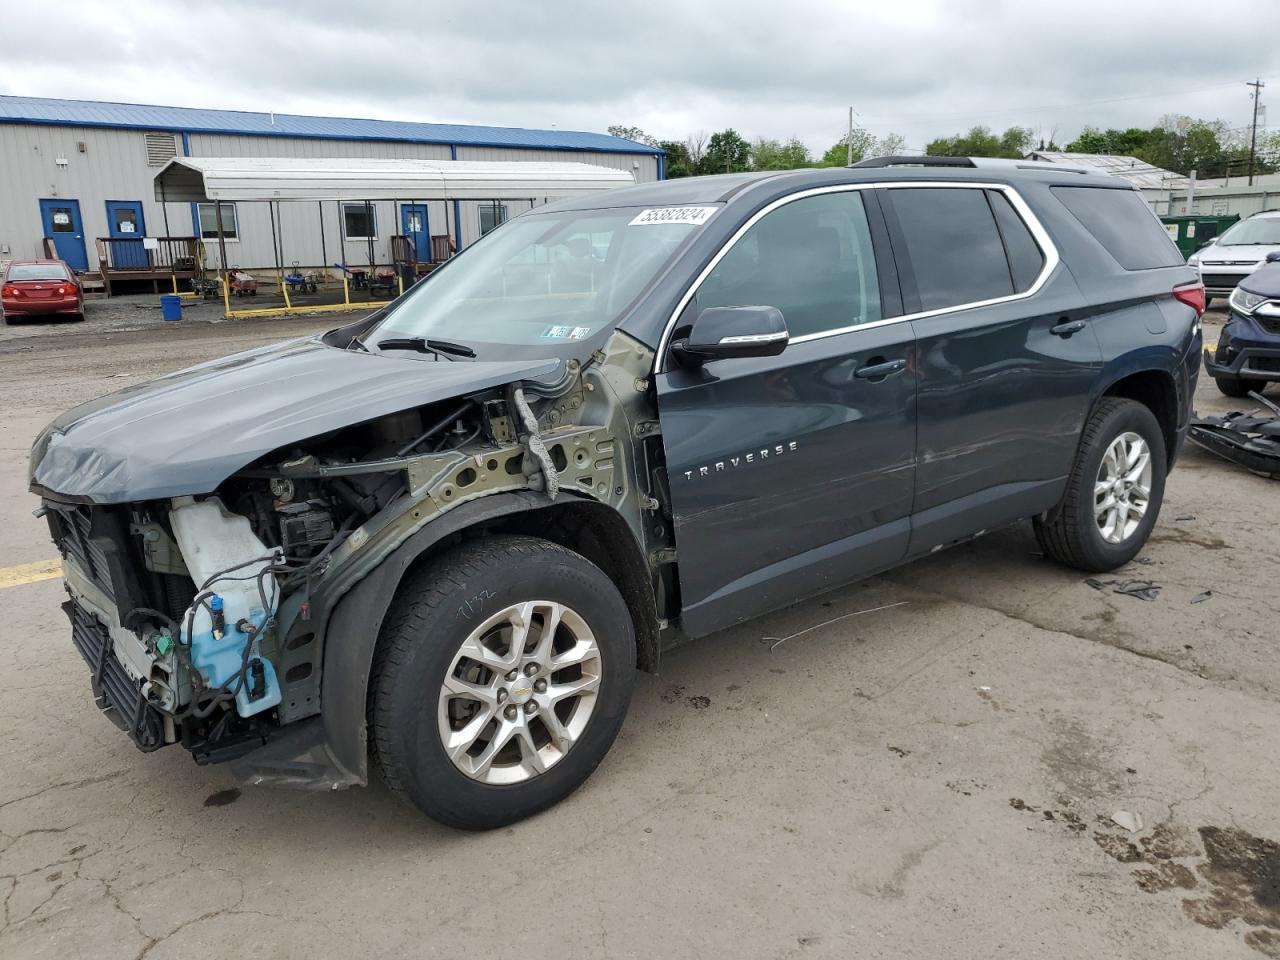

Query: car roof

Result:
[1246,209,1280,220]
[539,161,1126,214]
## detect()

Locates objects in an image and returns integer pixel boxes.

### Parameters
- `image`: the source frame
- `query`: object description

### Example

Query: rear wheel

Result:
[1034,398,1166,572]
[370,535,636,829]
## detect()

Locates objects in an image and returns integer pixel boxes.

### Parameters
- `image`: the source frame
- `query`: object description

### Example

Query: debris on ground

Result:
[1188,395,1280,480]
[1085,578,1162,601]
[764,601,910,652]
[1174,515,1197,522]
[1191,591,1213,604]
[1111,810,1144,833]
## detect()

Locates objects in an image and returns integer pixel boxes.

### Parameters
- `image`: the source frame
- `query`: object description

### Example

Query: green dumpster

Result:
[1160,214,1240,260]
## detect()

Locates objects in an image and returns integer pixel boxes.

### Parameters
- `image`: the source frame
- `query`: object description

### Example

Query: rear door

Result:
[105,201,149,268]
[38,199,88,271]
[878,183,1098,553]
[655,187,917,637]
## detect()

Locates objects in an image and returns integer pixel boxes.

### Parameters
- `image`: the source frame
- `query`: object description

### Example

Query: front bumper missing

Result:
[1188,406,1280,479]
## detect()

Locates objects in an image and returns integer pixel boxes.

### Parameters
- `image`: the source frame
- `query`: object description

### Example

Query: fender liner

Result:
[320,490,612,785]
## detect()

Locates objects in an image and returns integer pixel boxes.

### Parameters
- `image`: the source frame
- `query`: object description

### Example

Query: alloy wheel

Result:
[437,600,602,785]
[1094,431,1153,544]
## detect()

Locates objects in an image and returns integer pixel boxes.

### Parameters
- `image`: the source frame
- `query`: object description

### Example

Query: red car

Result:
[1,259,84,323]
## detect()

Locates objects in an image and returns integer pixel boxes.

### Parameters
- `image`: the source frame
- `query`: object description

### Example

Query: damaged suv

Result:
[30,158,1203,829]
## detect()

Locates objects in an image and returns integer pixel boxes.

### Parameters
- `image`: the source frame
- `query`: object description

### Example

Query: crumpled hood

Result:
[30,336,561,503]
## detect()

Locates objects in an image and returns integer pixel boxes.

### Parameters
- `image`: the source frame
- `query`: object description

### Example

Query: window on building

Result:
[694,190,882,338]
[887,187,1014,311]
[343,203,378,240]
[480,203,509,237]
[196,202,239,241]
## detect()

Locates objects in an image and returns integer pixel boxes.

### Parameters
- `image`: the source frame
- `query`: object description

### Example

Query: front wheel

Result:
[370,536,636,829]
[1034,398,1167,572]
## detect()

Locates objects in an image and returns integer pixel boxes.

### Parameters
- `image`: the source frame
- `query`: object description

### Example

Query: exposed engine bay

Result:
[38,332,670,773]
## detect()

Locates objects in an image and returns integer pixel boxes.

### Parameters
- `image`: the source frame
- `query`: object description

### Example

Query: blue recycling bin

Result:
[160,294,183,322]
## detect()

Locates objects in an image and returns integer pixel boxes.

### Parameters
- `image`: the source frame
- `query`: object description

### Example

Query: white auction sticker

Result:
[629,206,718,227]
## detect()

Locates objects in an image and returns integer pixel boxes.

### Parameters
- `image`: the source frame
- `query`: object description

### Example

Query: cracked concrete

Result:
[0,310,1277,958]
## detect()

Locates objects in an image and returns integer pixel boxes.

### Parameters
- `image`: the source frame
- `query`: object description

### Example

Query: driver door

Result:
[654,188,918,637]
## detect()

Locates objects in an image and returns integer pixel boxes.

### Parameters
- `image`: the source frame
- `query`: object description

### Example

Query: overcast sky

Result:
[1,0,1276,154]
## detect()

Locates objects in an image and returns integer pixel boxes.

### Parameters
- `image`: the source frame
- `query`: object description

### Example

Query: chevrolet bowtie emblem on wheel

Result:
[683,441,798,481]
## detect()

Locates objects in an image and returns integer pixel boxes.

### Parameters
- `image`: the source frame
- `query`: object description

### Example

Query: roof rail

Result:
[850,155,1094,175]
[849,155,976,169]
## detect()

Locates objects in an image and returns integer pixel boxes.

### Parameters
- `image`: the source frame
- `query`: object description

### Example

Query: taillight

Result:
[2,285,19,298]
[56,285,67,295]
[1173,281,1206,318]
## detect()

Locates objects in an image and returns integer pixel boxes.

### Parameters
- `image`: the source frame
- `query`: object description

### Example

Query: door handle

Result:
[1050,319,1086,337]
[854,358,907,380]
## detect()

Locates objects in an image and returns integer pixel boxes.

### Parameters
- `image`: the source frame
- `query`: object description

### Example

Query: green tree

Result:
[606,125,659,147]
[817,128,905,166]
[750,136,811,170]
[926,125,1031,159]
[700,129,751,175]
[658,140,694,178]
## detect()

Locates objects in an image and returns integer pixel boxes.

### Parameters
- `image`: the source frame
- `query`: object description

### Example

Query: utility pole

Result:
[1247,78,1265,186]
[847,107,854,167]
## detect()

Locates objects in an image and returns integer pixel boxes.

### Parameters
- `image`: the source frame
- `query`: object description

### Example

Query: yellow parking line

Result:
[0,559,61,590]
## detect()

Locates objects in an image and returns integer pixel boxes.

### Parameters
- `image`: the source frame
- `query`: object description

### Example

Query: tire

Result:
[369,535,636,829]
[1215,377,1259,398]
[1034,398,1167,572]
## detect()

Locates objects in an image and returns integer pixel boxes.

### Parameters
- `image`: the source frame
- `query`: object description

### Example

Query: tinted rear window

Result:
[1052,186,1183,270]
[8,263,69,281]
[889,187,1014,311]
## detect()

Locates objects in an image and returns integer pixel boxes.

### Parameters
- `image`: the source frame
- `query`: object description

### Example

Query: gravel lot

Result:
[1,307,1277,960]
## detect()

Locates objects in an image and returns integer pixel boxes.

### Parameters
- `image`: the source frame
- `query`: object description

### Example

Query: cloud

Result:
[0,0,1275,155]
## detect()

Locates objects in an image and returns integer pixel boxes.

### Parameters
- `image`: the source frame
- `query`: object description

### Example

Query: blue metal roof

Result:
[0,95,661,155]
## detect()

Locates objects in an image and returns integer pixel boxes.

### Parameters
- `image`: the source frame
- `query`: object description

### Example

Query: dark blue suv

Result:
[30,156,1205,828]
[1204,256,1280,396]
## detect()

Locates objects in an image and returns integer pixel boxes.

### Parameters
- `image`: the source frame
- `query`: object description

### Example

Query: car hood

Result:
[1239,261,1280,297]
[29,336,561,504]
[1201,243,1280,263]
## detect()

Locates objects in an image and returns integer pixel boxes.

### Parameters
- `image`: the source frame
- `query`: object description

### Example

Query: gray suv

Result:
[30,157,1203,829]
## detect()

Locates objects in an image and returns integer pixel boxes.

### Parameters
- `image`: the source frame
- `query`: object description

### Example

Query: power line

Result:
[858,75,1275,126]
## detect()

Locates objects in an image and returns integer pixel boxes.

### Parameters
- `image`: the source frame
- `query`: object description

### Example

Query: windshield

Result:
[1217,218,1280,246]
[372,204,716,357]
[9,264,70,281]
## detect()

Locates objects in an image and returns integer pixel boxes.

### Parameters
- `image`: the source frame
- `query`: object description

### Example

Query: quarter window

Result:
[342,203,378,241]
[1052,186,1183,270]
[694,191,882,339]
[196,202,238,241]
[887,187,1014,311]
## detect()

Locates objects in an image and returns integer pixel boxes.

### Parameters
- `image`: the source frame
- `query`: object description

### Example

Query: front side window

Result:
[694,190,882,338]
[373,204,709,356]
[343,203,377,240]
[197,202,238,241]
[888,187,1014,311]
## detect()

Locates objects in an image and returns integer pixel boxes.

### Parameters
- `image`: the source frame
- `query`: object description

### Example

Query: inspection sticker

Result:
[629,206,718,227]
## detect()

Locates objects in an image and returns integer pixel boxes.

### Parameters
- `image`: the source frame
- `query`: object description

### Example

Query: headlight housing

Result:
[1229,287,1268,314]
[1187,252,1200,266]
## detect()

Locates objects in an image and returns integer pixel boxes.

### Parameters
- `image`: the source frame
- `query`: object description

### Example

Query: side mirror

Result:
[1266,251,1280,264]
[672,305,789,365]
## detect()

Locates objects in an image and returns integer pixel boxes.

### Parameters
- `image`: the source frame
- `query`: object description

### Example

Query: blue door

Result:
[38,199,88,272]
[401,204,430,262]
[105,200,148,269]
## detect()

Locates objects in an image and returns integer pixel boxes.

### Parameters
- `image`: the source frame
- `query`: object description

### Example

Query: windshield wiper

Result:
[376,337,477,360]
